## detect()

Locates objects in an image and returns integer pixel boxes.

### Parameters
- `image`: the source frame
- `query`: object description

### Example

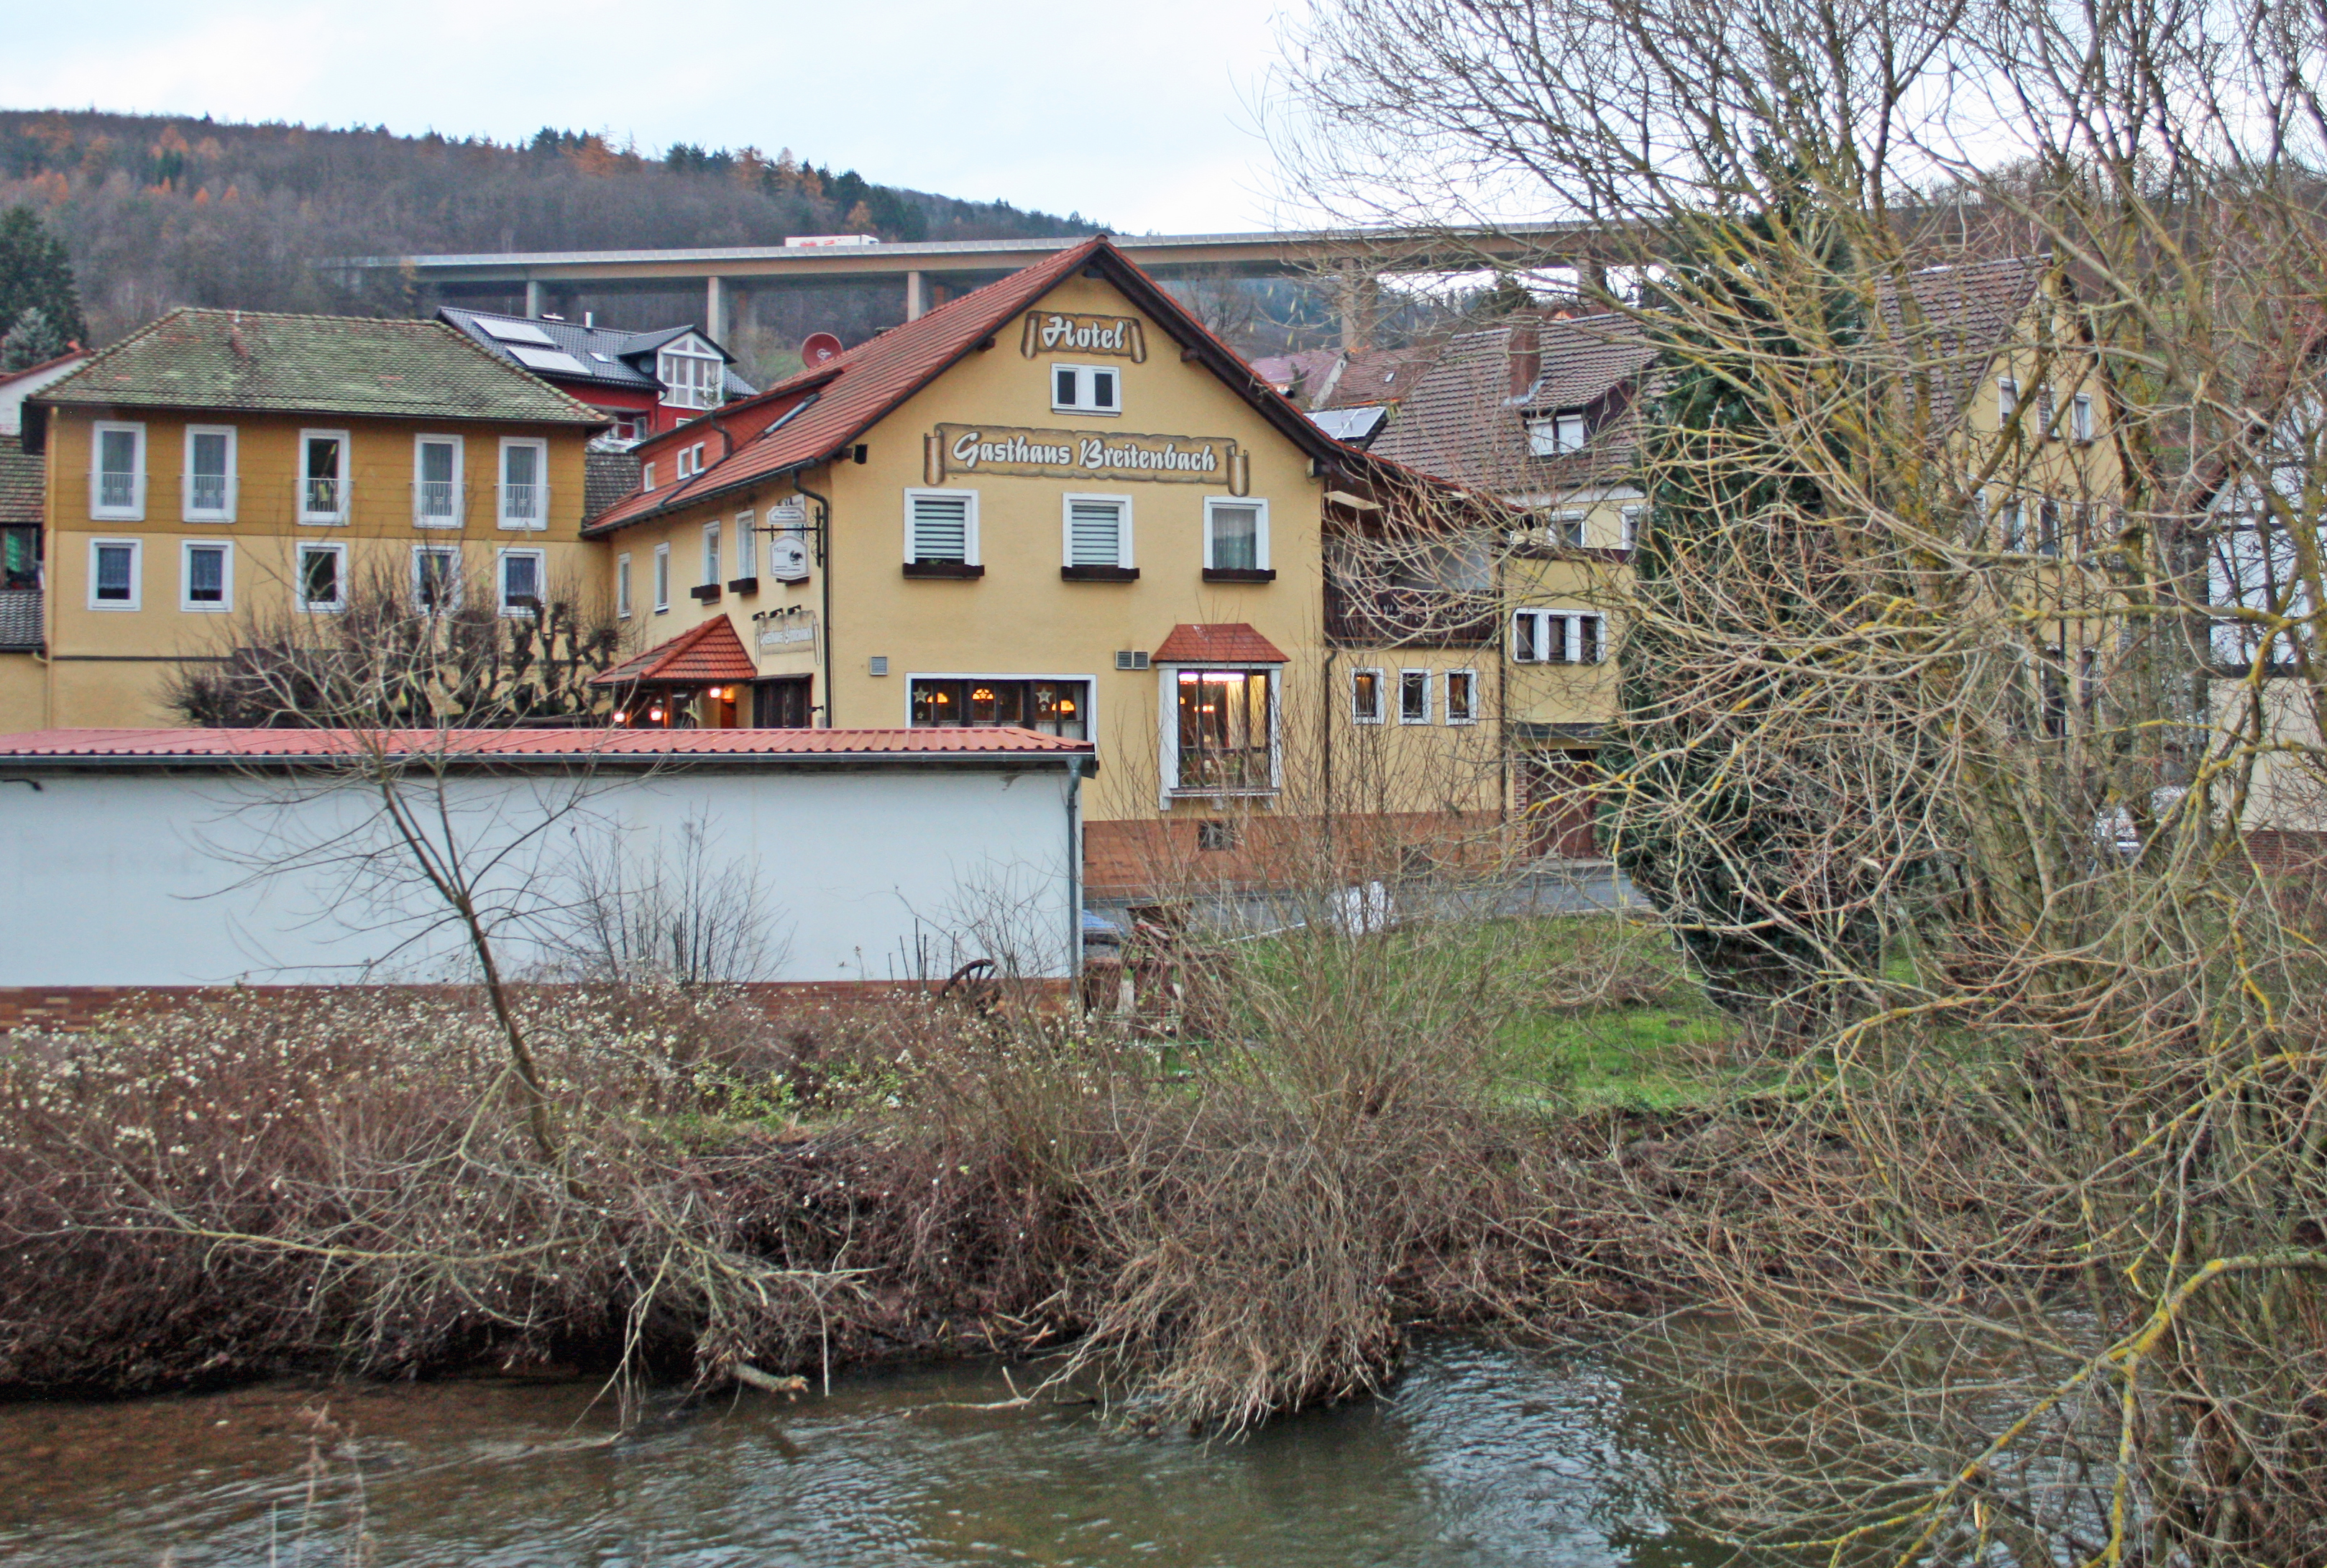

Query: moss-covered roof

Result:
[0,447,41,529]
[37,308,608,426]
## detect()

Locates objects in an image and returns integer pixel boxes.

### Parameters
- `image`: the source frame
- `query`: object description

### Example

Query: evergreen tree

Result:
[1600,186,1929,1027]
[1,306,64,370]
[0,206,86,352]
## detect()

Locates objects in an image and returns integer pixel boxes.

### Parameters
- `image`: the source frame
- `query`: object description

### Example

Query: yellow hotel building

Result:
[3,309,609,730]
[582,236,1509,895]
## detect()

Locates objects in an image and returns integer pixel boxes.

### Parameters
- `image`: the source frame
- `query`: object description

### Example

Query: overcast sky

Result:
[1,0,1307,234]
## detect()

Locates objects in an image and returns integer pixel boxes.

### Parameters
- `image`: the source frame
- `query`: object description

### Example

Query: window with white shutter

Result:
[906,490,976,564]
[1063,495,1130,570]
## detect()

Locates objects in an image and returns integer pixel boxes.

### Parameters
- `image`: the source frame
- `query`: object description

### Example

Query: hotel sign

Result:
[1020,311,1147,362]
[933,423,1245,490]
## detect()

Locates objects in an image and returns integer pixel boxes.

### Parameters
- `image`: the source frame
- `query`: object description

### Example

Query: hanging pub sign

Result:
[763,501,811,582]
[1019,311,1147,362]
[930,423,1247,492]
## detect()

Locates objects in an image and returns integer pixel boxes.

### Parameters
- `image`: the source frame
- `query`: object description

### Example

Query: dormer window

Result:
[658,336,727,411]
[1527,411,1587,457]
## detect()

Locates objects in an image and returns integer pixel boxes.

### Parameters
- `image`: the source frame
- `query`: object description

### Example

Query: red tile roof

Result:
[0,727,1093,762]
[1153,623,1290,664]
[589,615,758,687]
[584,235,1359,538]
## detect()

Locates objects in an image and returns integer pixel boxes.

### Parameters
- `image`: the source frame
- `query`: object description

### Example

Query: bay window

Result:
[1172,667,1275,794]
[658,344,726,411]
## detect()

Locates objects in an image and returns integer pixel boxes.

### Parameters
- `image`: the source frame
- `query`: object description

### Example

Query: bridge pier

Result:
[906,270,925,322]
[705,275,728,341]
[1336,267,1381,352]
[523,280,545,319]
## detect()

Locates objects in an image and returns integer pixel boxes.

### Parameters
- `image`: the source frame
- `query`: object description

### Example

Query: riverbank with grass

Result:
[0,911,1766,1430]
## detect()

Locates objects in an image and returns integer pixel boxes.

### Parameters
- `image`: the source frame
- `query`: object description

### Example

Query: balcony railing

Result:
[188,473,229,513]
[97,472,137,510]
[1324,575,1497,646]
[416,479,459,523]
[303,476,344,518]
[499,482,544,526]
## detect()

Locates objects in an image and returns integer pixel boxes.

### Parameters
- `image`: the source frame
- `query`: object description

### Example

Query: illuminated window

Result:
[909,677,1088,738]
[1351,667,1384,723]
[1445,669,1477,723]
[1173,668,1274,793]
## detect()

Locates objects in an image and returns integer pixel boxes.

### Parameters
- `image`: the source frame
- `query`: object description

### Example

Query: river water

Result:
[0,1338,1720,1567]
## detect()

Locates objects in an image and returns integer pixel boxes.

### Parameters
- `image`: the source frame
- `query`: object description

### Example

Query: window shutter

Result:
[911,494,970,561]
[1068,499,1122,566]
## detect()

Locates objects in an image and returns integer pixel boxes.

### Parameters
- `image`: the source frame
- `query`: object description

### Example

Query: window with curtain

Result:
[1174,669,1273,792]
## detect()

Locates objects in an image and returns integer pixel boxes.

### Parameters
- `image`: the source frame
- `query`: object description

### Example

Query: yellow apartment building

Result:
[581,236,1504,897]
[6,309,610,728]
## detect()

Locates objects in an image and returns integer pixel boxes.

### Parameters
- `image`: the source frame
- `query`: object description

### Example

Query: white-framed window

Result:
[180,539,233,612]
[734,512,756,580]
[1996,376,2019,427]
[90,422,146,520]
[413,435,463,527]
[88,538,141,610]
[1527,411,1587,457]
[642,461,657,492]
[1051,364,1121,414]
[1062,493,1132,569]
[297,543,346,612]
[498,439,547,529]
[412,544,461,613]
[497,548,543,616]
[653,542,671,611]
[2070,392,2096,443]
[298,430,350,523]
[1445,669,1478,724]
[1541,510,1587,548]
[1351,666,1385,723]
[674,441,709,480]
[1166,666,1279,796]
[182,426,237,522]
[615,552,633,618]
[1618,505,1643,551]
[1204,498,1269,572]
[1399,669,1433,724]
[658,339,726,411]
[702,521,722,584]
[905,488,978,564]
[1512,609,1607,664]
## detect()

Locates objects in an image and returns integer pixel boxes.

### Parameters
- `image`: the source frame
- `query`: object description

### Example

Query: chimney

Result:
[1507,318,1541,401]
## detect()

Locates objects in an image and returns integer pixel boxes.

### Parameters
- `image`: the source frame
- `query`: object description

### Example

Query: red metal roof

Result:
[583,235,1359,538]
[1152,623,1290,664]
[0,727,1095,762]
[589,615,758,687]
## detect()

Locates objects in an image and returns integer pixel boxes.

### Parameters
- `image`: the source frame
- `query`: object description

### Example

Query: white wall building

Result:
[0,727,1091,987]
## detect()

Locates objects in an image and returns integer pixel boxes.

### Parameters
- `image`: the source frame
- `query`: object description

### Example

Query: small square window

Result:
[1065,495,1129,568]
[1351,667,1385,723]
[1052,364,1122,414]
[499,550,543,615]
[298,544,345,612]
[1400,669,1432,723]
[182,541,231,610]
[413,546,461,613]
[90,539,140,610]
[1445,670,1477,724]
[907,490,977,564]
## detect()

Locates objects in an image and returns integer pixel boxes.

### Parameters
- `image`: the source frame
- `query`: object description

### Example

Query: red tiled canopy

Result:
[1152,623,1289,664]
[590,616,758,687]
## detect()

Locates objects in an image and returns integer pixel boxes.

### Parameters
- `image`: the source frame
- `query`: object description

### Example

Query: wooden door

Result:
[1519,750,1601,858]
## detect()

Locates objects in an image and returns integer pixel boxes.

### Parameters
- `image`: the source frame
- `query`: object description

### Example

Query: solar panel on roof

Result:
[507,345,590,375]
[479,318,558,347]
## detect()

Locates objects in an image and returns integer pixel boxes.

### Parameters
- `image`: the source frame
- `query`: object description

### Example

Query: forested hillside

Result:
[0,111,1105,355]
